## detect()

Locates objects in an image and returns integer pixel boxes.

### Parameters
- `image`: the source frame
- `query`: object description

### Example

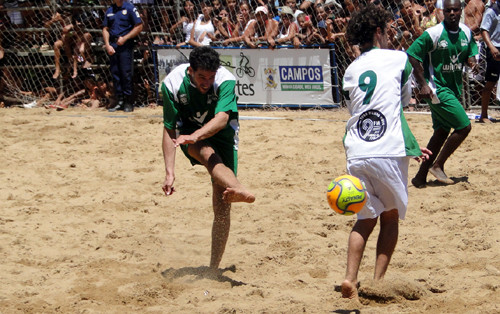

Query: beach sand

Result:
[0,107,499,313]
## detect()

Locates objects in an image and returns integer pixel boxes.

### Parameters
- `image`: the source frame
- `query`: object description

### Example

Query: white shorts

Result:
[347,157,410,220]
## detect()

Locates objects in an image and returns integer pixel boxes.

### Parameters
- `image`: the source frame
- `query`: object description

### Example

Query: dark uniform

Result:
[103,1,142,111]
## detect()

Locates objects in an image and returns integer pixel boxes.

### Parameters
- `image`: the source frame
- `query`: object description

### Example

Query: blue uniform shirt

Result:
[481,6,500,47]
[103,2,142,38]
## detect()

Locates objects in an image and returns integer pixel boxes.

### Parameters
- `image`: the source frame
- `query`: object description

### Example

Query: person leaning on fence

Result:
[160,46,255,272]
[103,0,143,113]
[407,0,479,188]
[222,1,253,46]
[479,0,500,124]
[296,12,325,45]
[243,6,278,48]
[340,3,430,299]
[169,0,196,47]
[188,0,216,47]
[51,12,93,80]
[273,6,299,48]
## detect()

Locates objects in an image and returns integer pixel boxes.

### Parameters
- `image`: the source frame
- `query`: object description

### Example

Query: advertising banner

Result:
[156,48,337,107]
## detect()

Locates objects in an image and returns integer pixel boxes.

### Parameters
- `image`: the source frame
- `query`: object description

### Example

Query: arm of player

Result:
[413,147,432,163]
[162,127,177,196]
[174,111,230,146]
[408,55,433,101]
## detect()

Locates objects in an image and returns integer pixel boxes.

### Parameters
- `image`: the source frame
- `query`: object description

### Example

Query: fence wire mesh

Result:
[0,0,492,109]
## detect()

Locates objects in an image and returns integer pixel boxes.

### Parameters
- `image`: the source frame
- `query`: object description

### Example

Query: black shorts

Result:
[485,46,500,82]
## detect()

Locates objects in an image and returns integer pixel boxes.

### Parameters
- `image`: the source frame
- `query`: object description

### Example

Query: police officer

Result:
[103,0,143,112]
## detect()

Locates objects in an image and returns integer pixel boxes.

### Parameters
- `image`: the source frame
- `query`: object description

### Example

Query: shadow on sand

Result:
[161,264,246,287]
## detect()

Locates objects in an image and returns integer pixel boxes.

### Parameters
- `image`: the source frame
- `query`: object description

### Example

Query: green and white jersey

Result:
[161,63,239,149]
[342,48,421,160]
[406,22,478,99]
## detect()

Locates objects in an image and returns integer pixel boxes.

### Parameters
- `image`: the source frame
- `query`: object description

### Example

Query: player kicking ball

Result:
[340,4,431,299]
[161,46,255,272]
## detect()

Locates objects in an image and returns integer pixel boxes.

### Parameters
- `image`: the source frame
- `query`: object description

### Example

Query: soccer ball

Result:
[327,175,367,215]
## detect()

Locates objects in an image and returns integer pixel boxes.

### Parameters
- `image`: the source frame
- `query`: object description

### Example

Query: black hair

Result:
[345,3,392,47]
[189,46,220,72]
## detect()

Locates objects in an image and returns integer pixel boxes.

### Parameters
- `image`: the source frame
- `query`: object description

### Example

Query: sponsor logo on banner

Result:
[279,66,324,91]
[264,68,278,89]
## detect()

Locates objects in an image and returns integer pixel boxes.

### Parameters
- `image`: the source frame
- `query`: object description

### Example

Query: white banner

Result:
[156,48,336,106]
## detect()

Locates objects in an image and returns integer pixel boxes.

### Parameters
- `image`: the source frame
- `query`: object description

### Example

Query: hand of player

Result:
[417,84,433,101]
[162,175,176,196]
[469,62,479,75]
[173,134,198,147]
[414,147,432,162]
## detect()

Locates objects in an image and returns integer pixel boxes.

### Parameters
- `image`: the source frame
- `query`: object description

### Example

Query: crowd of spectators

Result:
[0,0,494,109]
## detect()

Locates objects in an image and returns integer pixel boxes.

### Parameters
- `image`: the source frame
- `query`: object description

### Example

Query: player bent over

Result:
[161,46,255,271]
[340,4,431,299]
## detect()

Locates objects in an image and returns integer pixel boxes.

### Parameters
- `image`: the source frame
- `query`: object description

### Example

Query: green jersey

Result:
[161,63,239,149]
[406,22,478,99]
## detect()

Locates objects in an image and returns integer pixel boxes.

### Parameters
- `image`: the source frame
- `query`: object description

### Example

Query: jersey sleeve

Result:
[468,35,479,58]
[406,31,433,63]
[130,5,142,25]
[401,56,413,108]
[161,82,178,130]
[480,9,493,32]
[215,80,238,114]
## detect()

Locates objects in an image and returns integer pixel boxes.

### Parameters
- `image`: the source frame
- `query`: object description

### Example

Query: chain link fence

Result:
[0,0,491,109]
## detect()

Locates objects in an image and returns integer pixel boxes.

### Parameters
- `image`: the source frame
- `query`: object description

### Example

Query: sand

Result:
[0,107,499,313]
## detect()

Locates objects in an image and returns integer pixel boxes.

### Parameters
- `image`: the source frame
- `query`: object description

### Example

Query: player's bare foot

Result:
[341,279,358,299]
[429,165,454,184]
[53,69,60,79]
[411,176,426,188]
[222,187,255,203]
[479,117,492,124]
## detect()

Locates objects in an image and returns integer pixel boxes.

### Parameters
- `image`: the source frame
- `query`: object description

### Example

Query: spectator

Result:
[214,8,233,41]
[225,0,239,27]
[421,0,442,30]
[273,6,299,47]
[479,0,500,123]
[222,1,253,46]
[169,0,196,47]
[52,12,93,79]
[314,3,329,38]
[284,0,304,30]
[296,12,325,45]
[188,0,216,47]
[103,0,143,112]
[464,0,485,39]
[391,0,424,50]
[243,6,278,48]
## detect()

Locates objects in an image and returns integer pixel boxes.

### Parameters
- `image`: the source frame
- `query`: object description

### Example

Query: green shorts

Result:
[180,137,238,175]
[426,89,470,132]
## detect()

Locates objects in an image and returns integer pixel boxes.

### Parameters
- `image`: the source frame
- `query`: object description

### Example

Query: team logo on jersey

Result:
[179,94,188,105]
[357,110,387,142]
[461,39,468,47]
[438,40,448,49]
